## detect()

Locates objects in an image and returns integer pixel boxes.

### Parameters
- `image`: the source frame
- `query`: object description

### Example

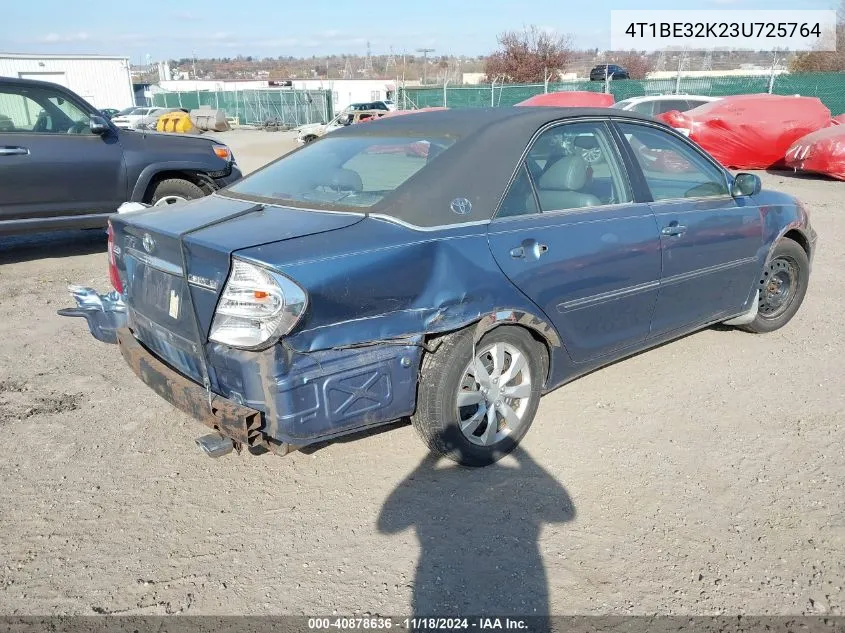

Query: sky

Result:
[0,0,838,62]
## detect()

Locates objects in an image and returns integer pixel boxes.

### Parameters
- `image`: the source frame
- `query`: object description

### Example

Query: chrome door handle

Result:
[661,224,687,237]
[510,241,549,260]
[0,147,30,156]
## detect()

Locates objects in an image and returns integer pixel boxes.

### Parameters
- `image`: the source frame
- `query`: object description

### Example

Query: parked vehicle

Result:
[110,107,165,130]
[295,108,389,143]
[0,77,242,235]
[589,64,629,81]
[347,101,394,112]
[61,107,816,467]
[613,95,721,117]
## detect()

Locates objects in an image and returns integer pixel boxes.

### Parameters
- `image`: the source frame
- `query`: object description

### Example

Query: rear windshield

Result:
[227,134,456,209]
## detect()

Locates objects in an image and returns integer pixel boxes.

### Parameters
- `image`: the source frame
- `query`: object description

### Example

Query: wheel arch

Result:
[423,308,563,387]
[131,162,218,202]
[781,227,811,258]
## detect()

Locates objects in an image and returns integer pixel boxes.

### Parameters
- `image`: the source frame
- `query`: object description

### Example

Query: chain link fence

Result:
[151,89,333,127]
[400,72,845,115]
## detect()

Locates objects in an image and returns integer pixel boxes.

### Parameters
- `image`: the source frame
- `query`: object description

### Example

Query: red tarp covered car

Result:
[516,91,615,107]
[657,94,831,170]
[785,124,845,180]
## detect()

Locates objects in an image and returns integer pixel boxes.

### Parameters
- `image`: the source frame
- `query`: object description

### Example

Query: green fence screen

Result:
[151,89,333,126]
[399,72,845,115]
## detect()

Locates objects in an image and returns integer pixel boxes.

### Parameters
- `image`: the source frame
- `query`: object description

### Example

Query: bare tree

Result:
[789,2,845,72]
[484,25,574,83]
[614,51,655,80]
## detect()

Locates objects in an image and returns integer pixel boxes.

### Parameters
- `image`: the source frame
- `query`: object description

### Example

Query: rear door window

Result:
[522,121,631,212]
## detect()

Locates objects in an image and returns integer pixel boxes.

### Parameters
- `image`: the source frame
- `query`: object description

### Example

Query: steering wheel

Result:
[66,120,90,135]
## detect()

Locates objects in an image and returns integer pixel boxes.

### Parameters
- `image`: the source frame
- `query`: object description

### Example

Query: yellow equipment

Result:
[156,111,196,134]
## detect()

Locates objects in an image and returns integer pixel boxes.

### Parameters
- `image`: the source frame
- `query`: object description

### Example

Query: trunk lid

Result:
[111,193,363,384]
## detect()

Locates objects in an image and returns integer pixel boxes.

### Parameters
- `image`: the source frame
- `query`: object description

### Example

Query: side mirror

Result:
[90,115,110,135]
[731,172,761,197]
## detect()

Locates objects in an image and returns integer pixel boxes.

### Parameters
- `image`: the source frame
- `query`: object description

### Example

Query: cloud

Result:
[39,32,90,43]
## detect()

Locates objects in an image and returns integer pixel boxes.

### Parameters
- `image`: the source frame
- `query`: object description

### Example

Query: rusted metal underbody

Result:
[116,327,294,456]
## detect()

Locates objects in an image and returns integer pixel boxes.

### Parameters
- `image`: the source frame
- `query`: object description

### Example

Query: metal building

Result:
[0,53,135,109]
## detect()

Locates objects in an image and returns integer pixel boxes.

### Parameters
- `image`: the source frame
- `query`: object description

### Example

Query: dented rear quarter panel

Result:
[236,215,562,358]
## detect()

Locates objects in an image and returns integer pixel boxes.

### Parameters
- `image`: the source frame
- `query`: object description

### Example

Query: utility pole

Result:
[192,50,198,80]
[416,47,435,85]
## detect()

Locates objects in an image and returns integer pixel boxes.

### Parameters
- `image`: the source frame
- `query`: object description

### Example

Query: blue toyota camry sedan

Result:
[61,107,817,466]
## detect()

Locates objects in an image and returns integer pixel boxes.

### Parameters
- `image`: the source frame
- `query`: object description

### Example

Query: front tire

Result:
[739,238,809,333]
[412,326,547,467]
[149,178,206,207]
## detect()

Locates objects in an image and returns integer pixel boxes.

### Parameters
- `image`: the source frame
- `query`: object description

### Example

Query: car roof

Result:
[326,106,661,227]
[0,75,72,90]
[331,105,653,139]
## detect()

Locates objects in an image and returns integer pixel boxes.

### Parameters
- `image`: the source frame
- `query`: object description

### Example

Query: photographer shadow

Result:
[378,447,575,617]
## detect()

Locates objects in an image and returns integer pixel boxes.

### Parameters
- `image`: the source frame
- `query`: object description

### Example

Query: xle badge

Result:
[169,290,180,319]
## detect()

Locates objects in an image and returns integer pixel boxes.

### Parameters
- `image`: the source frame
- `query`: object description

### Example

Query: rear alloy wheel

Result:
[412,326,547,467]
[150,178,206,207]
[739,238,809,334]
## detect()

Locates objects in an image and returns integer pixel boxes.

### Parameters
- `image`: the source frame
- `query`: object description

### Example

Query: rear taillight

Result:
[209,259,307,349]
[107,221,123,294]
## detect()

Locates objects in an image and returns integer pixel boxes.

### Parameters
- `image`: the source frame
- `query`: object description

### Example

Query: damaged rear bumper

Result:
[115,327,288,452]
[57,286,128,344]
[59,287,423,451]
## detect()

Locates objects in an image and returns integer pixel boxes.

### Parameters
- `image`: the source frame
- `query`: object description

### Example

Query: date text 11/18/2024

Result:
[307,617,531,631]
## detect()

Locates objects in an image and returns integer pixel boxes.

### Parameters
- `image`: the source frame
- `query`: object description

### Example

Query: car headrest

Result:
[538,154,589,191]
[329,168,363,191]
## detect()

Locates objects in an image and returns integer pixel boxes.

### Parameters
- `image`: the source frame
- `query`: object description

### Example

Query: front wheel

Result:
[739,238,810,333]
[150,178,206,207]
[412,326,547,467]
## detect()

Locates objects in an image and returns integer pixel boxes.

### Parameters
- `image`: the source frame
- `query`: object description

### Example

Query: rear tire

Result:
[411,326,547,467]
[739,238,809,334]
[149,178,205,207]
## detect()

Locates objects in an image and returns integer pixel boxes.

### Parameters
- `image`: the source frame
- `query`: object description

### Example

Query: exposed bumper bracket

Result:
[57,285,128,344]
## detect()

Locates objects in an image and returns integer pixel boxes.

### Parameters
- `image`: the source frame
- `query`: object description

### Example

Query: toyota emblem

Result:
[450,197,472,216]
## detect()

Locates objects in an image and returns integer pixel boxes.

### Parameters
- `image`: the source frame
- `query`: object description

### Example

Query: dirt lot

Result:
[0,129,843,617]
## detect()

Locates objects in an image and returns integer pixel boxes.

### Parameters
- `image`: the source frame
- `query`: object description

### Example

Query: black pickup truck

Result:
[0,76,242,235]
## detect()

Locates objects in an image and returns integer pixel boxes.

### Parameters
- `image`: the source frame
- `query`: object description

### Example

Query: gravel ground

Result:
[0,129,843,617]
